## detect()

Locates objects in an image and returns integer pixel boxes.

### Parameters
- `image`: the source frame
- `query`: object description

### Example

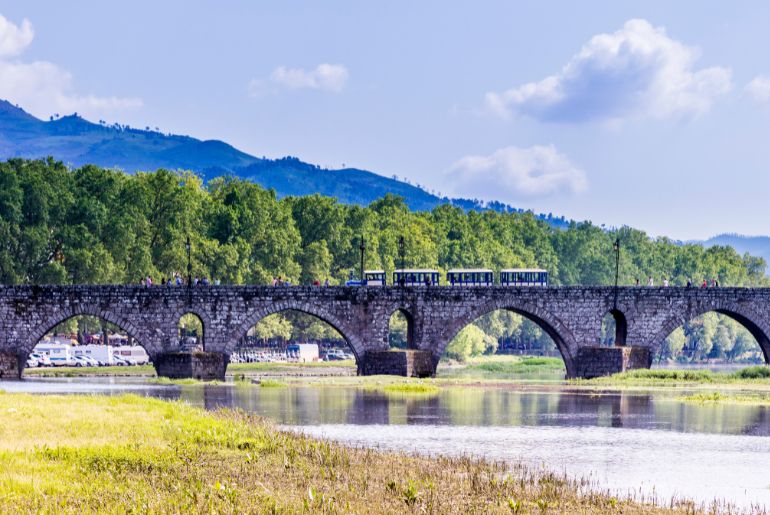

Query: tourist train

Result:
[360,268,549,287]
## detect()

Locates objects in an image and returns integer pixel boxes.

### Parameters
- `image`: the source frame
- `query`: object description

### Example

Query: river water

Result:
[3,377,769,510]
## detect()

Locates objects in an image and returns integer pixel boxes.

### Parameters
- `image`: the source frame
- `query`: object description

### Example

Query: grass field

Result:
[0,393,723,513]
[581,366,770,387]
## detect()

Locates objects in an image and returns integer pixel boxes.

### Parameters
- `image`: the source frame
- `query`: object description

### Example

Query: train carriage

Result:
[364,270,386,286]
[500,268,548,286]
[393,269,440,286]
[447,269,494,286]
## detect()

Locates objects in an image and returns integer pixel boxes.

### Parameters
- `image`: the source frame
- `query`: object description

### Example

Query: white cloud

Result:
[745,76,770,104]
[486,19,731,123]
[0,14,141,119]
[447,145,587,200]
[249,63,349,95]
[0,14,33,57]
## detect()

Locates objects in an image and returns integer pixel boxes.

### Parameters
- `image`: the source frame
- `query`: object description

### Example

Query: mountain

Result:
[702,234,770,265]
[0,99,569,224]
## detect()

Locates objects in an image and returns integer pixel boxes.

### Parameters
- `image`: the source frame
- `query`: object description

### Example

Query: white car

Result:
[72,356,95,367]
[29,352,52,367]
[25,356,39,368]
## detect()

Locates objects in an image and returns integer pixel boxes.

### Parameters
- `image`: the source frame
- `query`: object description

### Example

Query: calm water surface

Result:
[4,377,770,509]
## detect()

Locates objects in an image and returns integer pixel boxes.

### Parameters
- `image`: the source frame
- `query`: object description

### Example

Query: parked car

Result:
[78,355,100,367]
[112,355,132,366]
[29,352,52,367]
[72,356,94,367]
[25,356,39,368]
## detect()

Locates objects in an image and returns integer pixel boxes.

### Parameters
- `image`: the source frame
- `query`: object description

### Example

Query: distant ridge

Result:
[702,234,770,266]
[0,99,569,226]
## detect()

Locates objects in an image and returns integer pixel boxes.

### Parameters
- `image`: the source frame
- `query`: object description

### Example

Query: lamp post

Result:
[612,238,620,309]
[398,236,405,286]
[359,235,366,284]
[185,235,192,288]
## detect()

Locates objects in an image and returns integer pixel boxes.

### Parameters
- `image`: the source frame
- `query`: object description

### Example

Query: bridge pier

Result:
[575,346,651,379]
[0,350,21,379]
[153,352,228,381]
[359,350,436,378]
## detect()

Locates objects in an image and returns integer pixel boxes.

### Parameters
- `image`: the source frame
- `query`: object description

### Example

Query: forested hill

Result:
[0,159,765,290]
[0,100,567,224]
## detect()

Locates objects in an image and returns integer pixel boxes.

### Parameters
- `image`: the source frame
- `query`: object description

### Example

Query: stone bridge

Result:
[0,285,768,380]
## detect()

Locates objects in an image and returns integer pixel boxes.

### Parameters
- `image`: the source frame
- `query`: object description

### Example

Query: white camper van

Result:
[113,346,150,365]
[73,344,115,365]
[33,342,75,367]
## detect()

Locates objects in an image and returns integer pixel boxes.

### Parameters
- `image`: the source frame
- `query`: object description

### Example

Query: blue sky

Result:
[1,1,770,240]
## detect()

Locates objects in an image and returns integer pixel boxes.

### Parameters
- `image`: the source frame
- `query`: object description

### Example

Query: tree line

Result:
[2,158,766,361]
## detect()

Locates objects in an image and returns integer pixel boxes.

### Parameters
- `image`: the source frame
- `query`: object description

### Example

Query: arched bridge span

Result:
[0,285,768,379]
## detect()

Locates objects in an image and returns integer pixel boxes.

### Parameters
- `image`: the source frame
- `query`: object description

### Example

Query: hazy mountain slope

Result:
[703,234,770,265]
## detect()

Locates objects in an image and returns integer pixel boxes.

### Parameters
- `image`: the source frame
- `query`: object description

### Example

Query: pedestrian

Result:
[146,276,153,287]
[272,277,278,287]
[647,276,653,287]
[663,278,669,287]
[702,279,708,288]
[324,278,329,287]
[686,278,692,288]
[635,278,640,286]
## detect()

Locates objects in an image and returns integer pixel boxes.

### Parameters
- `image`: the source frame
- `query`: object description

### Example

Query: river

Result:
[2,377,769,510]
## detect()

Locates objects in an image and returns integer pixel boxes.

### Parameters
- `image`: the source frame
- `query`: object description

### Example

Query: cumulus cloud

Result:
[0,14,33,57]
[0,14,141,119]
[745,76,770,104]
[486,19,731,122]
[447,145,587,200]
[249,63,349,95]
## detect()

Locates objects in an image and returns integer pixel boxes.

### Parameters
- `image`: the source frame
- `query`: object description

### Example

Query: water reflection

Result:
[6,378,768,436]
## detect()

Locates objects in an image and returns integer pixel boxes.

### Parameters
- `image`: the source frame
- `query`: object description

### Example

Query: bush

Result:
[732,366,770,379]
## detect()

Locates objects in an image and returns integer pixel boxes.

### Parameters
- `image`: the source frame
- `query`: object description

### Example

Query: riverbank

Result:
[0,393,735,513]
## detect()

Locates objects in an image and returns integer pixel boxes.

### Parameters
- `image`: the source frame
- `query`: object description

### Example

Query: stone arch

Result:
[169,308,211,351]
[176,310,210,351]
[22,305,154,360]
[388,308,415,349]
[603,309,628,346]
[650,301,770,363]
[433,298,578,378]
[227,301,364,361]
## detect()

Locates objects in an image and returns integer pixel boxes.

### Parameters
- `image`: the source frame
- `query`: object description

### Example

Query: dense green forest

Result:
[2,158,766,362]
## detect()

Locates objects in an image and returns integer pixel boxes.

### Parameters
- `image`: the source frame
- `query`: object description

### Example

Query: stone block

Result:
[0,350,20,379]
[576,346,651,379]
[153,352,228,381]
[360,350,436,378]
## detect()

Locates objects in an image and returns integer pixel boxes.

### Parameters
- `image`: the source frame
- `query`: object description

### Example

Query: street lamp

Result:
[185,235,192,288]
[359,235,366,284]
[612,238,620,308]
[398,236,405,286]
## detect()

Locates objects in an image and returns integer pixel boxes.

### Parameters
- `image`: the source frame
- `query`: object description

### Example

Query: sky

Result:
[0,1,769,240]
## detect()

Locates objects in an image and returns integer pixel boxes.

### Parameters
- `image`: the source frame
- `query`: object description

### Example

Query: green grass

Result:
[582,366,770,387]
[467,356,565,374]
[680,391,770,404]
[228,360,355,372]
[0,393,712,513]
[149,377,219,386]
[381,383,440,395]
[23,364,155,377]
[258,379,286,388]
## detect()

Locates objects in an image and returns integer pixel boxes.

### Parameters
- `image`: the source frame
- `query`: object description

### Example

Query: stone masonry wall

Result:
[360,350,435,377]
[576,346,652,379]
[0,285,767,379]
